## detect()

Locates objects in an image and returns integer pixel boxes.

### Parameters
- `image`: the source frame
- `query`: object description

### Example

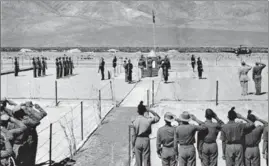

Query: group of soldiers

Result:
[0,98,47,166]
[132,102,268,166]
[32,57,47,78]
[191,55,204,79]
[55,56,74,79]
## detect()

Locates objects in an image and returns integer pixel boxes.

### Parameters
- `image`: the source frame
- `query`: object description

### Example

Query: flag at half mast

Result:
[152,10,155,23]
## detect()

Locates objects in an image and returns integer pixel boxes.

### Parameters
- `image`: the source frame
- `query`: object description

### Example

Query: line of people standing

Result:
[55,57,74,79]
[32,57,47,78]
[191,55,204,79]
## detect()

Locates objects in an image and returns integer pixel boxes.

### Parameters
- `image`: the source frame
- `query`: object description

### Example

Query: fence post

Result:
[216,80,219,106]
[147,89,150,107]
[49,123,52,166]
[81,101,84,140]
[55,81,58,106]
[152,80,154,106]
[99,90,102,120]
[128,125,131,166]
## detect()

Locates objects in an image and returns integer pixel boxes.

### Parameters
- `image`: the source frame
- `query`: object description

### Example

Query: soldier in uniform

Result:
[191,55,196,72]
[59,57,63,78]
[244,110,268,166]
[161,56,171,83]
[0,131,13,166]
[220,107,254,166]
[98,57,105,80]
[138,55,146,80]
[62,57,66,77]
[147,57,153,77]
[41,57,47,76]
[14,57,19,77]
[32,58,37,78]
[156,112,178,166]
[37,57,42,77]
[175,111,207,166]
[69,57,74,75]
[197,57,203,79]
[132,101,160,166]
[65,57,69,76]
[125,59,133,83]
[238,61,252,96]
[56,58,59,79]
[197,109,224,166]
[123,60,128,82]
[263,126,268,166]
[252,62,266,95]
[113,56,117,77]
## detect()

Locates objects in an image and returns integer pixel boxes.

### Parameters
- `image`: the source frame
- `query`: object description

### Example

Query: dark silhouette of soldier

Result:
[123,60,128,82]
[64,57,68,76]
[56,58,59,79]
[147,57,153,77]
[69,57,74,75]
[62,57,66,77]
[32,58,37,78]
[252,62,266,95]
[138,55,146,80]
[14,57,19,77]
[98,57,105,80]
[59,57,63,78]
[37,57,42,77]
[41,57,47,76]
[197,57,203,79]
[125,59,133,83]
[113,56,117,76]
[161,56,171,83]
[191,55,196,72]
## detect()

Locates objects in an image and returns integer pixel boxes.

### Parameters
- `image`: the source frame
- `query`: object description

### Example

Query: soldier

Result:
[197,57,203,79]
[59,57,63,78]
[147,57,153,77]
[191,55,196,72]
[252,62,266,95]
[132,101,160,166]
[69,57,74,75]
[56,58,59,79]
[138,54,146,80]
[161,56,171,83]
[123,60,128,82]
[32,58,37,78]
[41,57,47,76]
[263,126,268,166]
[65,57,69,76]
[244,110,268,166]
[156,112,178,166]
[62,57,66,77]
[197,109,224,166]
[125,59,133,83]
[220,107,254,166]
[0,132,13,166]
[14,57,19,77]
[238,61,252,96]
[175,111,207,166]
[37,57,42,77]
[113,56,117,77]
[98,57,105,80]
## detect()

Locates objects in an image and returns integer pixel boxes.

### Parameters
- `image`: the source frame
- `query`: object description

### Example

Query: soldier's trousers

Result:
[240,81,248,96]
[33,68,37,78]
[125,72,128,82]
[63,68,66,76]
[13,143,27,166]
[134,137,150,166]
[178,145,196,166]
[163,69,168,82]
[161,147,177,166]
[101,69,104,80]
[191,63,195,71]
[225,144,244,166]
[70,68,73,75]
[59,68,62,77]
[198,70,203,78]
[28,129,38,166]
[128,72,132,82]
[15,68,19,76]
[56,68,59,78]
[42,68,46,76]
[201,142,218,166]
[254,77,262,95]
[38,68,41,76]
[245,146,260,166]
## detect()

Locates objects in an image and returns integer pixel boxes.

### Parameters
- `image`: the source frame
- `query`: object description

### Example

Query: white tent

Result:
[167,49,178,54]
[108,49,118,53]
[147,50,157,57]
[67,48,81,53]
[20,48,32,52]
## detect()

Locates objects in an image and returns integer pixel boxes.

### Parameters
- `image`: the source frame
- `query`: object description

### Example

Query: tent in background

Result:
[67,48,81,53]
[107,49,118,53]
[20,48,33,52]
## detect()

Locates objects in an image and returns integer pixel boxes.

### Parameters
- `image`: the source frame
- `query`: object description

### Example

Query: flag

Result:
[152,10,155,23]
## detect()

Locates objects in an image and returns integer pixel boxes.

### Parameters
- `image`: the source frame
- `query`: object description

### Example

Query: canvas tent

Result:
[147,50,157,57]
[20,48,33,52]
[67,48,81,53]
[107,49,118,53]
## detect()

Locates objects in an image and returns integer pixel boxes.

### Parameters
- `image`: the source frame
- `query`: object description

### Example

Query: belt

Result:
[137,135,149,138]
[203,141,216,144]
[246,145,259,148]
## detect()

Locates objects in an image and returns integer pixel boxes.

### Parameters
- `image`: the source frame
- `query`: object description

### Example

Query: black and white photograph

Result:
[0,1,268,166]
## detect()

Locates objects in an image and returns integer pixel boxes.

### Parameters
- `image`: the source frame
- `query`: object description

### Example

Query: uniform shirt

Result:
[244,125,264,147]
[56,61,59,69]
[238,66,252,81]
[253,65,266,79]
[59,61,62,68]
[113,58,117,67]
[14,60,19,68]
[176,124,207,145]
[197,60,203,70]
[133,115,159,137]
[42,60,47,69]
[191,57,196,63]
[37,60,41,69]
[156,124,176,154]
[198,120,223,143]
[32,60,36,68]
[161,60,171,70]
[221,121,254,144]
[125,63,133,73]
[99,61,105,70]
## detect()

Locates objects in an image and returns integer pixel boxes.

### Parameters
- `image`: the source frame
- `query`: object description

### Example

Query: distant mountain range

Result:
[1,1,268,47]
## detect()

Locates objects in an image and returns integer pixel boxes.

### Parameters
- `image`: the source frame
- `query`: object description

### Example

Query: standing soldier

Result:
[191,55,196,72]
[197,57,203,79]
[263,126,268,166]
[175,111,207,166]
[197,109,224,166]
[125,59,133,83]
[238,61,252,96]
[98,57,105,80]
[244,110,268,166]
[62,57,66,77]
[147,57,153,77]
[41,57,47,76]
[56,58,59,79]
[138,54,146,80]
[64,57,68,76]
[32,58,37,78]
[14,57,19,77]
[156,112,178,166]
[123,60,128,82]
[220,107,254,166]
[161,56,171,83]
[37,57,42,77]
[113,56,117,77]
[252,62,266,95]
[132,101,160,166]
[58,57,63,78]
[69,57,74,75]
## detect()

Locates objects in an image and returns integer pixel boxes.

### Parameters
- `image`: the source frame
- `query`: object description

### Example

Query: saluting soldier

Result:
[147,57,153,77]
[125,59,133,83]
[156,112,178,166]
[244,110,268,166]
[263,126,268,166]
[56,58,59,79]
[69,57,74,75]
[238,61,252,96]
[41,57,47,76]
[132,101,160,166]
[220,107,254,166]
[175,111,207,166]
[252,62,266,95]
[197,109,224,166]
[191,55,196,72]
[98,57,105,80]
[14,57,19,77]
[32,58,37,78]
[113,56,117,76]
[197,57,203,79]
[161,56,171,83]
[37,57,42,77]
[58,57,63,78]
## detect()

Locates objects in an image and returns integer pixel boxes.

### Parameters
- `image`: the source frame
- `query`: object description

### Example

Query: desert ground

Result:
[1,51,268,166]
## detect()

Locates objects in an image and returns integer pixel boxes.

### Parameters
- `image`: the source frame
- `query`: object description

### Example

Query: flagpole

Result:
[152,10,156,52]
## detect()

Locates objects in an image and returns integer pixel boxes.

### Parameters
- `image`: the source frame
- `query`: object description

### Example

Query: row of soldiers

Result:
[191,55,204,79]
[32,57,47,78]
[132,102,268,166]
[55,57,74,79]
[0,98,47,166]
